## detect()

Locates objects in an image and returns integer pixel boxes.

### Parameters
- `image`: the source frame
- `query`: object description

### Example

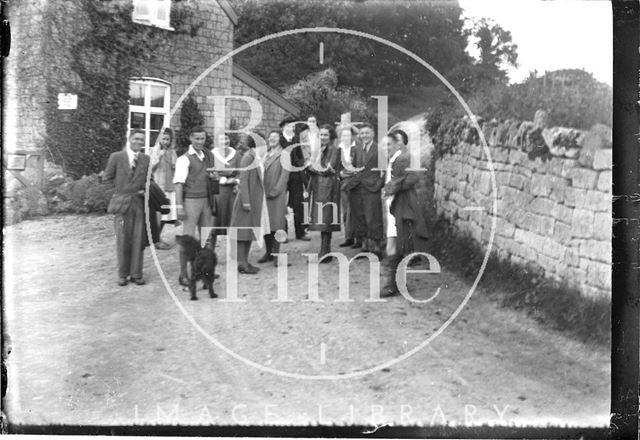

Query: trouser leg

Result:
[341,189,352,240]
[129,199,145,280]
[349,189,365,243]
[319,231,333,263]
[115,214,130,278]
[236,241,249,267]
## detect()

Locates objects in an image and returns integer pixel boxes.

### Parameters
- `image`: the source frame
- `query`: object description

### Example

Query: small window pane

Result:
[133,0,151,18]
[130,112,146,129]
[150,114,164,130]
[149,130,161,147]
[156,0,170,22]
[150,85,166,108]
[129,83,145,106]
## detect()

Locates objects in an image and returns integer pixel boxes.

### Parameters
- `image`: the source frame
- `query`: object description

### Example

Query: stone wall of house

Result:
[229,75,293,136]
[3,0,50,154]
[3,0,54,194]
[432,112,612,299]
[136,0,235,131]
[4,0,298,172]
[4,0,234,169]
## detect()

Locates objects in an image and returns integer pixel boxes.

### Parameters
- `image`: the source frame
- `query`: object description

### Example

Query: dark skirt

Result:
[308,174,341,232]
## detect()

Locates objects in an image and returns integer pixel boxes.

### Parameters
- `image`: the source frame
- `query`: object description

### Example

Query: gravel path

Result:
[3,214,609,427]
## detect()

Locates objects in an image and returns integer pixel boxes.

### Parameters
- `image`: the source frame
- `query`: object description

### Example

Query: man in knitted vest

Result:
[173,126,218,286]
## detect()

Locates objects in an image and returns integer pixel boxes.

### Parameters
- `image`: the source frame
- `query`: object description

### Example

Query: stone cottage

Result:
[3,0,299,188]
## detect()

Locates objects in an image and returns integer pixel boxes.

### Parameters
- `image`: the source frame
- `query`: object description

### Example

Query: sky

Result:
[458,0,612,85]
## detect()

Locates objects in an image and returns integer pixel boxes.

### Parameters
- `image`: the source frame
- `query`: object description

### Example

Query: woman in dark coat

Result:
[258,130,291,266]
[308,124,342,262]
[229,135,269,274]
[211,133,241,245]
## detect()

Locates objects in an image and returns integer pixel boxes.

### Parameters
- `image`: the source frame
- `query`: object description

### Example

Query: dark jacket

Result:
[308,145,342,231]
[103,150,150,195]
[386,149,430,240]
[350,141,385,193]
[286,136,310,193]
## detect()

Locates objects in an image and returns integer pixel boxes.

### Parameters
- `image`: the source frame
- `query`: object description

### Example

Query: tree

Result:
[176,93,212,155]
[231,0,471,94]
[447,18,518,96]
[283,68,374,124]
[469,18,518,82]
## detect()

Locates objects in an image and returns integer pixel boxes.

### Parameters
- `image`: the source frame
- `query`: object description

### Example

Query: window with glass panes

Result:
[128,79,171,151]
[132,0,172,30]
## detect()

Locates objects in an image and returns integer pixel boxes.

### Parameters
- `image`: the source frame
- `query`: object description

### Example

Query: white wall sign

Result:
[57,93,78,110]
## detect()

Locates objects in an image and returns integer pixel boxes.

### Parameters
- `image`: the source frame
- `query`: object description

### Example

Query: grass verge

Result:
[428,217,610,347]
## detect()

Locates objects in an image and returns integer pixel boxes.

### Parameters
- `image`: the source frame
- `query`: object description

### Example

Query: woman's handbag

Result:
[107,193,133,215]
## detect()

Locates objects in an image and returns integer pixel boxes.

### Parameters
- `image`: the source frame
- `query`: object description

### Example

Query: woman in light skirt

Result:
[149,127,178,249]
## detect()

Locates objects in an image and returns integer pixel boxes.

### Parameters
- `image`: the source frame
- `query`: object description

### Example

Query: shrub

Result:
[283,68,375,124]
[48,173,114,214]
[4,172,116,224]
[467,69,612,129]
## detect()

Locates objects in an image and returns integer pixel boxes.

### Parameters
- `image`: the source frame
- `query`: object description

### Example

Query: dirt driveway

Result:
[3,214,609,427]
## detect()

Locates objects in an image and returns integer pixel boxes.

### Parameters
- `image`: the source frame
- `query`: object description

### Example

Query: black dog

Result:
[175,234,218,300]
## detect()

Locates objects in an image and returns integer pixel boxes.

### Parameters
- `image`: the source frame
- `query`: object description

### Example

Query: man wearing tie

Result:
[103,129,151,286]
[349,123,385,258]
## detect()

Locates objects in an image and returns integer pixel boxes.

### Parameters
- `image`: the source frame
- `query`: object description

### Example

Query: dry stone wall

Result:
[432,113,612,299]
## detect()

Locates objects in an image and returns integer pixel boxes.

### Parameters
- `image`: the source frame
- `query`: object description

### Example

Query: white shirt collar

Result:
[187,145,205,160]
[126,145,139,166]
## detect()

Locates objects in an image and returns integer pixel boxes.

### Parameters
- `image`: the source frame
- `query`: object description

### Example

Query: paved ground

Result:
[4,214,609,427]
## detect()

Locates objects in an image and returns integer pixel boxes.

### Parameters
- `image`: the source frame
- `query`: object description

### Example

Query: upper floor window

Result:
[128,79,172,150]
[132,0,173,30]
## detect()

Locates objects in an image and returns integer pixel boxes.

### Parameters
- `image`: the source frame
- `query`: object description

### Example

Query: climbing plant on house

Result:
[44,0,199,178]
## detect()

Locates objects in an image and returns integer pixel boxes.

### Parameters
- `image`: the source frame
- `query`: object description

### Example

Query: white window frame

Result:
[128,78,172,151]
[132,0,174,31]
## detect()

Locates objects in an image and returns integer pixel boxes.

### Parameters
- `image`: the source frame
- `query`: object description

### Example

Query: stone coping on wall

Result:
[431,112,612,300]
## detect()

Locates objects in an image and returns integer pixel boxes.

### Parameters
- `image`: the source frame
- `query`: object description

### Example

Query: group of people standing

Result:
[104,114,429,297]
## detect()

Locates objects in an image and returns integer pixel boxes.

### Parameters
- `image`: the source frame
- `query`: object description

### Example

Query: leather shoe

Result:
[154,241,173,250]
[238,265,260,274]
[131,277,146,285]
[339,239,354,247]
[117,277,128,286]
[297,234,311,241]
[257,254,274,263]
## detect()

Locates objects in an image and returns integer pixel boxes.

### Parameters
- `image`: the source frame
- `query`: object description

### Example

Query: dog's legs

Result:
[189,276,198,300]
[208,278,217,298]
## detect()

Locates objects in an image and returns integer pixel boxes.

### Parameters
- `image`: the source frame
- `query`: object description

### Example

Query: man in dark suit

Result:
[349,123,385,258]
[381,129,430,297]
[103,129,151,286]
[281,116,310,241]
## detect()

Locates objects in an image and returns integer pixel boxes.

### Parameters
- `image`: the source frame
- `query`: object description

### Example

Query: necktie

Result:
[131,154,138,172]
